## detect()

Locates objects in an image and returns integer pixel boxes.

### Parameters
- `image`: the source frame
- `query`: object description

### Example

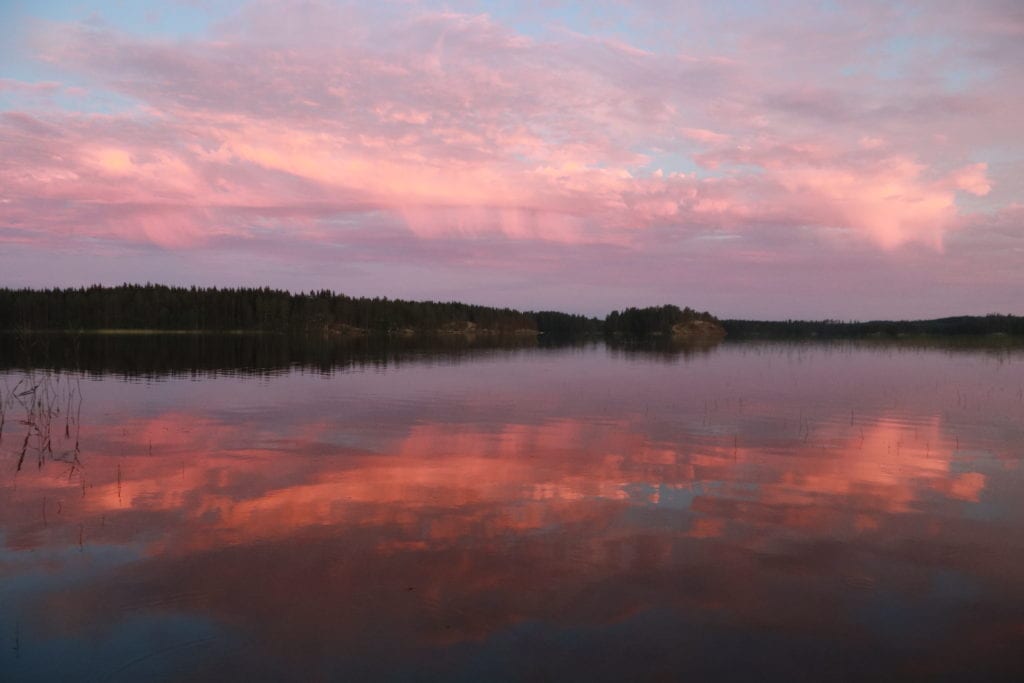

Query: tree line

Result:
[6,286,1017,341]
[722,315,1024,339]
[0,285,536,335]
[0,285,725,339]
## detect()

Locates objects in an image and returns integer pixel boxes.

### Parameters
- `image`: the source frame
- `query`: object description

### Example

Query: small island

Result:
[605,305,726,342]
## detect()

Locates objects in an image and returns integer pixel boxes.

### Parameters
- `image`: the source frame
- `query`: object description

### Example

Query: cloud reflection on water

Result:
[1,343,1022,681]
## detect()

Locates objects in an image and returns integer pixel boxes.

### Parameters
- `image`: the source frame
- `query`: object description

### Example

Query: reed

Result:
[2,371,83,474]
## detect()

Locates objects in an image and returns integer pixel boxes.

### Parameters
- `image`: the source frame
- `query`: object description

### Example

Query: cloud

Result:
[0,1,1020,314]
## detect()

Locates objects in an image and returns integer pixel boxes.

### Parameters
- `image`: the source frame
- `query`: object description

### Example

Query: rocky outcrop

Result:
[671,319,726,342]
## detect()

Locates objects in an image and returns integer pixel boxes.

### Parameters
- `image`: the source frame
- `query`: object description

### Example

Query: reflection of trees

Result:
[1,372,82,473]
[605,337,721,362]
[0,333,546,378]
[724,337,1024,359]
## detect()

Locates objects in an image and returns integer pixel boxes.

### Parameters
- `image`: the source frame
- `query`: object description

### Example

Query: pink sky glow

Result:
[0,0,1022,318]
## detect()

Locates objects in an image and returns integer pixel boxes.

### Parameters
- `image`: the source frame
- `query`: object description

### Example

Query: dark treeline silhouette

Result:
[0,285,723,340]
[6,286,1018,343]
[723,315,1024,340]
[0,284,536,335]
[605,305,718,337]
[528,311,603,337]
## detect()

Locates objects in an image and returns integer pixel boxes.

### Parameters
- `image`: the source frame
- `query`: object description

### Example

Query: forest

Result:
[722,315,1024,340]
[11,285,1017,342]
[0,285,537,335]
[0,287,734,340]
[527,310,603,337]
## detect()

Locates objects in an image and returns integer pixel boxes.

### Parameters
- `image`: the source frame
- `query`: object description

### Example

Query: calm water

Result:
[2,340,1023,681]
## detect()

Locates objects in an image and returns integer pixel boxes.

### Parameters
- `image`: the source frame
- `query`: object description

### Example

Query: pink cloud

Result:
[7,8,1009,249]
[768,156,992,250]
[0,78,62,94]
[0,1,1020,315]
[951,162,992,196]
[681,127,731,145]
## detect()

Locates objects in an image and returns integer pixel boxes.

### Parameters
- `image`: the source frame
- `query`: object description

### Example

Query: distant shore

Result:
[0,328,277,335]
[721,315,1024,340]
[0,284,717,340]
[1,284,1022,341]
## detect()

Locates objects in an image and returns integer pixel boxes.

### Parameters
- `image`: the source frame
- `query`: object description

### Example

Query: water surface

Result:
[2,341,1023,681]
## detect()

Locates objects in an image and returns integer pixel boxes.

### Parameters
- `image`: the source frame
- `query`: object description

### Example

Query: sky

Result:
[0,0,1022,319]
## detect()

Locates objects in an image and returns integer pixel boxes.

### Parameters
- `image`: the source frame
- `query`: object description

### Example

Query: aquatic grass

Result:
[2,371,84,474]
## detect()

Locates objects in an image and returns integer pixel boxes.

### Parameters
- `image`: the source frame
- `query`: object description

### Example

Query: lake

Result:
[2,338,1023,681]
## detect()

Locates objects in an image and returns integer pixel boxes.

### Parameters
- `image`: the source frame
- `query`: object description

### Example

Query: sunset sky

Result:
[1,0,1021,319]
